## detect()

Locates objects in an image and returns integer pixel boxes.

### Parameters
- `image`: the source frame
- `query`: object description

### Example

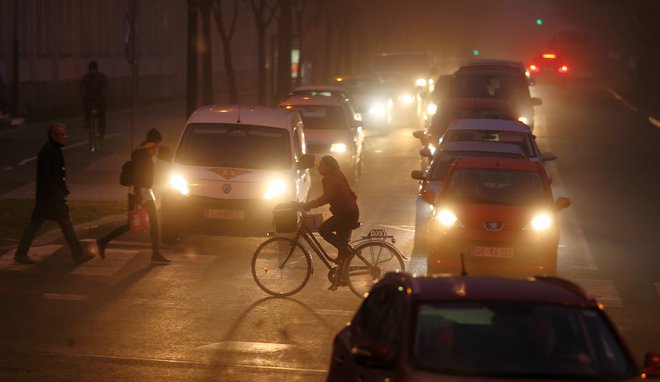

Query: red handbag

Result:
[129,206,150,233]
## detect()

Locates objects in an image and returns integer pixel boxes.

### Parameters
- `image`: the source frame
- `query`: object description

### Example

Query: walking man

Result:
[80,60,108,141]
[14,123,94,265]
[96,129,171,265]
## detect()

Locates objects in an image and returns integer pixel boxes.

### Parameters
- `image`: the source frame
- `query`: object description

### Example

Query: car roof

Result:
[439,97,514,111]
[187,104,298,129]
[451,156,542,172]
[280,95,347,107]
[407,275,596,307]
[438,141,526,157]
[463,58,526,70]
[292,85,349,93]
[381,273,595,307]
[447,118,530,132]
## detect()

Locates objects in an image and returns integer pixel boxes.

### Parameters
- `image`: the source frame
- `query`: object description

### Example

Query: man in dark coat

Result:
[96,128,171,264]
[80,60,108,140]
[14,123,94,265]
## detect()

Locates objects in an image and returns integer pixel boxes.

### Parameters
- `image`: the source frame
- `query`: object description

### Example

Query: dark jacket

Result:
[36,139,69,216]
[130,146,154,199]
[80,72,107,104]
[307,169,358,216]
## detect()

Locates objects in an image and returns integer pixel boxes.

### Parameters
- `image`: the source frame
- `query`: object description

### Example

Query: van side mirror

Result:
[157,146,172,162]
[297,154,315,169]
[411,170,425,180]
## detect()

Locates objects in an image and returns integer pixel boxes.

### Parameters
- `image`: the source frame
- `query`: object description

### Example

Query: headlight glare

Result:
[415,78,428,87]
[426,103,438,115]
[368,103,386,116]
[264,179,287,200]
[518,116,529,125]
[330,143,347,153]
[526,214,552,231]
[435,209,459,228]
[398,94,415,104]
[169,175,189,196]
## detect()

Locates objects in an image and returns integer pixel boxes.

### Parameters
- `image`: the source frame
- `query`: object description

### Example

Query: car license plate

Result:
[206,209,245,220]
[471,246,514,258]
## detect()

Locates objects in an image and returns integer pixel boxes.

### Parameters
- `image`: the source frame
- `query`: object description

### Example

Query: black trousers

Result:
[98,194,160,257]
[318,210,359,259]
[16,202,83,259]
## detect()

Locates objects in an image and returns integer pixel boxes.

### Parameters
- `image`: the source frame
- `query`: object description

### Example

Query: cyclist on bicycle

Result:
[80,60,108,140]
[301,155,359,264]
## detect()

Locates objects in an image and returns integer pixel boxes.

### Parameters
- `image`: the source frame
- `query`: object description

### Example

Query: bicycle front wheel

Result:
[346,241,405,298]
[251,236,312,296]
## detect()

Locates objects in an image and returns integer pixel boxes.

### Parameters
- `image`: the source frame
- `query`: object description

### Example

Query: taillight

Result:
[529,64,540,73]
[558,65,569,73]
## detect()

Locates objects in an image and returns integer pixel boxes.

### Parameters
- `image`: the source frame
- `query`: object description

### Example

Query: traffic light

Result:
[472,49,480,56]
[536,18,543,26]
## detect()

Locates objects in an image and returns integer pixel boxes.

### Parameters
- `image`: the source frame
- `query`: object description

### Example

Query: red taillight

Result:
[391,236,397,244]
[558,65,569,73]
[529,64,540,72]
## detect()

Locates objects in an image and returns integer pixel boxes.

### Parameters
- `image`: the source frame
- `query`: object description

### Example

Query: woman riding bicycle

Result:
[301,155,359,263]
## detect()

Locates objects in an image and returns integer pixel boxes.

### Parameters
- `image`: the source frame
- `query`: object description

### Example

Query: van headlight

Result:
[169,174,189,196]
[398,94,415,104]
[264,179,287,200]
[330,143,347,154]
[524,214,553,231]
[426,102,438,116]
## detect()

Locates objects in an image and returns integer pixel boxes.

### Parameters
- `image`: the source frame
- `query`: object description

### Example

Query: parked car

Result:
[440,118,557,163]
[160,105,314,241]
[279,95,364,182]
[327,271,660,382]
[411,141,527,255]
[427,157,570,276]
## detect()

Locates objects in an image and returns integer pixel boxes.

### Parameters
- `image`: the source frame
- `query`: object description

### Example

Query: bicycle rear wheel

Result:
[345,241,405,298]
[89,117,99,152]
[251,236,312,296]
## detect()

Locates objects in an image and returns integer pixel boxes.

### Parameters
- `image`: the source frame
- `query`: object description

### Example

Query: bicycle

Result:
[87,104,101,152]
[251,203,407,298]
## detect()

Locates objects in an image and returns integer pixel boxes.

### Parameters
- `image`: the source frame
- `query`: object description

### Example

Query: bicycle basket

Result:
[305,213,324,232]
[273,204,298,233]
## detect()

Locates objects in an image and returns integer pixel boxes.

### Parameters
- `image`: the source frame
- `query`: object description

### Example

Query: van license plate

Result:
[471,246,513,258]
[206,209,245,220]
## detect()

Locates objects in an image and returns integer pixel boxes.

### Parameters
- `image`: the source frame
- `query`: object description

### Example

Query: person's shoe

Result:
[327,283,338,291]
[95,239,106,259]
[14,255,36,264]
[74,254,95,265]
[151,255,172,265]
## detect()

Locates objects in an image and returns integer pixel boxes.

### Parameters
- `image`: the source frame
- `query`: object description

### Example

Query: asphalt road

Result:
[0,80,658,380]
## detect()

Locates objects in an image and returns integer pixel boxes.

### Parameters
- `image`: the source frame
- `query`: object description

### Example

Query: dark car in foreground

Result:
[326,272,660,382]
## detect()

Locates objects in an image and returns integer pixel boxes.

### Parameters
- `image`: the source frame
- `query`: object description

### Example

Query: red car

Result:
[528,52,570,79]
[427,157,570,276]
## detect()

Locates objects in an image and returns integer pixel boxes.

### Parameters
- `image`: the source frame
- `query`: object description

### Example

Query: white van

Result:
[161,105,314,241]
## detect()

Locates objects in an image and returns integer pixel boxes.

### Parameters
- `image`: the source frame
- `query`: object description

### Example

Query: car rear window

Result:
[288,105,348,130]
[412,302,635,378]
[175,123,292,170]
[442,130,535,158]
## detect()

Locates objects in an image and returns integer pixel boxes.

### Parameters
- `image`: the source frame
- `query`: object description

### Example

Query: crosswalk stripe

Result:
[0,245,63,270]
[70,249,136,277]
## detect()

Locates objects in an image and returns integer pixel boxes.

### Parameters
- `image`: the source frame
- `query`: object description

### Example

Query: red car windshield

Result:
[444,168,546,206]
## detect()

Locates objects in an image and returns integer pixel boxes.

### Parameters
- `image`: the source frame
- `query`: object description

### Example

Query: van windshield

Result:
[176,123,292,170]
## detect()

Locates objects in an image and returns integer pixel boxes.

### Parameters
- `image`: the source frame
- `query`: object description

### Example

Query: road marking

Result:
[42,293,89,301]
[0,245,64,270]
[573,278,623,308]
[604,87,639,112]
[378,224,415,233]
[70,249,136,277]
[315,309,354,316]
[649,116,660,129]
[197,341,293,353]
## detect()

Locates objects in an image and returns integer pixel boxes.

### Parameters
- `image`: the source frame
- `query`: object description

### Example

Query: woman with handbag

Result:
[96,129,171,264]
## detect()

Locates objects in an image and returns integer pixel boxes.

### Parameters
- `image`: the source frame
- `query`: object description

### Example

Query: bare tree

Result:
[248,0,279,104]
[211,0,240,103]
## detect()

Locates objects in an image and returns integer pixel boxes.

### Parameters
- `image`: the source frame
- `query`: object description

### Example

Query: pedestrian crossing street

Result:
[2,242,659,311]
